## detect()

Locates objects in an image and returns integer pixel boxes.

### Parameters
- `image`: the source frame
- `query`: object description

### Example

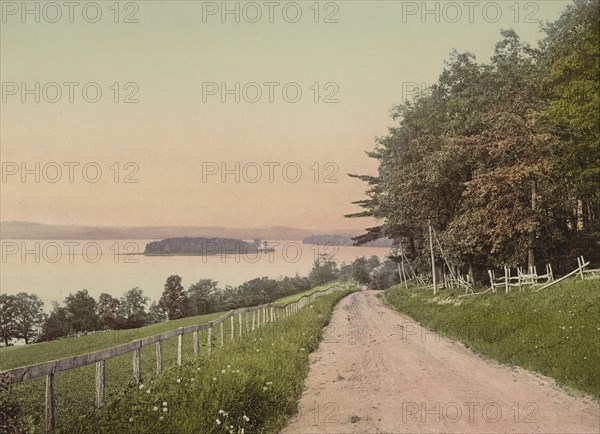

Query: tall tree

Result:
[187,279,218,315]
[63,290,101,333]
[541,0,600,230]
[158,275,189,320]
[97,293,122,329]
[0,294,18,346]
[13,293,44,344]
[120,287,149,328]
[39,302,70,341]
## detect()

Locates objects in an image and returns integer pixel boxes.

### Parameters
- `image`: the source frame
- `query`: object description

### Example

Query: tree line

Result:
[348,0,599,283]
[0,254,398,346]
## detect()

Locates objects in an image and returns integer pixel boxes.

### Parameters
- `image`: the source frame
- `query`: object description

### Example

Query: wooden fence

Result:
[488,264,554,293]
[1,284,347,433]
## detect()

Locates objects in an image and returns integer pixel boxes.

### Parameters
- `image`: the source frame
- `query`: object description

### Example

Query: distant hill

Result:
[144,237,273,255]
[303,234,393,247]
[0,221,360,241]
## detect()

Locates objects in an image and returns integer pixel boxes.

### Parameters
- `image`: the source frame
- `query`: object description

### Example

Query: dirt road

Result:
[282,291,600,433]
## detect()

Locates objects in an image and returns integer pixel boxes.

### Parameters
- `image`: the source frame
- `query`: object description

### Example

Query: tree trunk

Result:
[468,263,475,287]
[528,180,538,270]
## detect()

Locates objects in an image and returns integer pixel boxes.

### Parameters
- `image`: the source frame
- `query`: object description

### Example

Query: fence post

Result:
[156,341,162,374]
[193,331,199,357]
[270,307,274,322]
[45,373,55,433]
[230,315,235,340]
[220,322,224,347]
[95,360,105,407]
[256,309,260,328]
[245,312,249,333]
[238,313,243,337]
[578,256,585,280]
[252,310,256,331]
[208,324,213,355]
[133,347,141,385]
[504,267,509,293]
[177,333,183,367]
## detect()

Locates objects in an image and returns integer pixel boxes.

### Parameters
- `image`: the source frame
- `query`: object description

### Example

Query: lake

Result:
[0,239,390,308]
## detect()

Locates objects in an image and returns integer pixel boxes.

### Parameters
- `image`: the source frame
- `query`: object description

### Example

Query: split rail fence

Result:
[1,284,347,433]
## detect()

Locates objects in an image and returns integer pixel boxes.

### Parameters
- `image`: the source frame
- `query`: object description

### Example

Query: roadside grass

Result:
[58,288,355,433]
[384,279,600,399]
[2,285,353,432]
[272,282,353,305]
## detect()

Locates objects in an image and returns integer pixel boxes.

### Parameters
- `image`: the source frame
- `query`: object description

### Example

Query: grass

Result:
[384,279,600,399]
[2,284,355,433]
[272,282,353,305]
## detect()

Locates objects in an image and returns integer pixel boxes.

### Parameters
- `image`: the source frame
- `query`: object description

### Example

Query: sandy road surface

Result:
[282,291,599,434]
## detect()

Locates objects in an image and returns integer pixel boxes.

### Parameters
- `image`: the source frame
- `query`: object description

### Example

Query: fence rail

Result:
[1,283,348,433]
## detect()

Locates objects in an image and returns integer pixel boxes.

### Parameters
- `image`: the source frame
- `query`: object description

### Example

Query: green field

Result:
[2,284,355,433]
[384,279,600,399]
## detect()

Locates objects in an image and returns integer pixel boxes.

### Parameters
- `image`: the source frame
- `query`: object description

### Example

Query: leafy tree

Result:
[187,279,218,315]
[63,290,101,333]
[350,257,371,285]
[147,301,167,324]
[309,254,339,286]
[370,260,401,290]
[158,275,189,320]
[541,0,600,219]
[13,293,44,344]
[97,293,123,330]
[0,294,18,346]
[120,287,149,328]
[39,302,70,341]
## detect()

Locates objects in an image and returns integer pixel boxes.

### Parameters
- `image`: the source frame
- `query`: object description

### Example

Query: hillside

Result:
[0,221,359,241]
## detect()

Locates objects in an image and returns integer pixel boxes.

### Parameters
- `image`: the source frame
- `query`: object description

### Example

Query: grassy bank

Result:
[384,279,600,398]
[58,288,355,433]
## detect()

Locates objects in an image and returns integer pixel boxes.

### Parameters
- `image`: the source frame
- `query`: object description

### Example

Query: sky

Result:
[0,0,572,232]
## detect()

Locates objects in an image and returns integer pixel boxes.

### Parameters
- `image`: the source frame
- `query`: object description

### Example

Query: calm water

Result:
[0,239,390,308]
